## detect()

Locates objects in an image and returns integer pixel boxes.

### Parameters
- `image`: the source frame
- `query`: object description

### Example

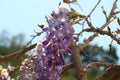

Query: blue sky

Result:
[0,0,120,62]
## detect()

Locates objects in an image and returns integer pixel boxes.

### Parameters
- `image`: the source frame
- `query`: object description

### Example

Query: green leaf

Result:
[67,8,85,19]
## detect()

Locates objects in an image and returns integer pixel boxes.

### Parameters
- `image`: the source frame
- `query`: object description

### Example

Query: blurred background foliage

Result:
[0,30,26,79]
[0,30,119,80]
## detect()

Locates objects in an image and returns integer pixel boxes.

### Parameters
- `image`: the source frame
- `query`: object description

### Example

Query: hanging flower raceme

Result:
[19,3,76,80]
[43,3,75,55]
[18,53,62,80]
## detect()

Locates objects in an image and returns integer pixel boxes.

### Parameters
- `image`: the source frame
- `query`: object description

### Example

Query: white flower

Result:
[59,3,69,9]
[54,3,69,14]
[1,69,9,79]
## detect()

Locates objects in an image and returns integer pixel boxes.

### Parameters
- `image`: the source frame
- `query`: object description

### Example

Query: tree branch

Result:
[85,62,118,71]
[71,42,86,80]
[0,43,37,63]
[80,28,120,45]
[62,63,74,75]
[74,1,119,80]
[96,65,120,80]
[84,62,120,80]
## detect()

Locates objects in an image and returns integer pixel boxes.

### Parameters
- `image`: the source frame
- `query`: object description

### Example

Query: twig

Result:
[26,31,43,46]
[87,45,103,49]
[109,39,113,50]
[87,0,101,18]
[101,6,108,21]
[107,0,118,20]
[75,0,101,24]
[114,11,120,14]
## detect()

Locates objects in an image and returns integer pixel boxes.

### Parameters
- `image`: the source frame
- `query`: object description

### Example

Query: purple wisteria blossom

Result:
[19,3,76,80]
[19,51,62,80]
[43,3,75,55]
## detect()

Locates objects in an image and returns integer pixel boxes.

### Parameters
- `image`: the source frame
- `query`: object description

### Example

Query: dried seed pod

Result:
[38,24,44,29]
[115,28,120,34]
[107,26,111,33]
[63,0,77,3]
[63,0,69,3]
[72,0,77,3]
[117,18,120,26]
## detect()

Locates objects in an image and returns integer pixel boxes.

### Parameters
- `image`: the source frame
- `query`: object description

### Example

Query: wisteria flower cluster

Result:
[19,3,76,80]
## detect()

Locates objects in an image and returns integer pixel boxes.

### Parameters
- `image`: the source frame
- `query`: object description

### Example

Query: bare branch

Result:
[85,18,94,28]
[26,31,43,46]
[114,10,120,15]
[80,28,120,45]
[73,1,120,80]
[96,65,120,80]
[101,6,108,21]
[87,0,101,18]
[0,43,37,63]
[62,63,74,75]
[75,0,101,24]
[107,0,118,20]
[84,62,120,80]
[85,62,118,71]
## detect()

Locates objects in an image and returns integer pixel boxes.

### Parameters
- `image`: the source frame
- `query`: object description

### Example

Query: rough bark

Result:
[71,42,86,80]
